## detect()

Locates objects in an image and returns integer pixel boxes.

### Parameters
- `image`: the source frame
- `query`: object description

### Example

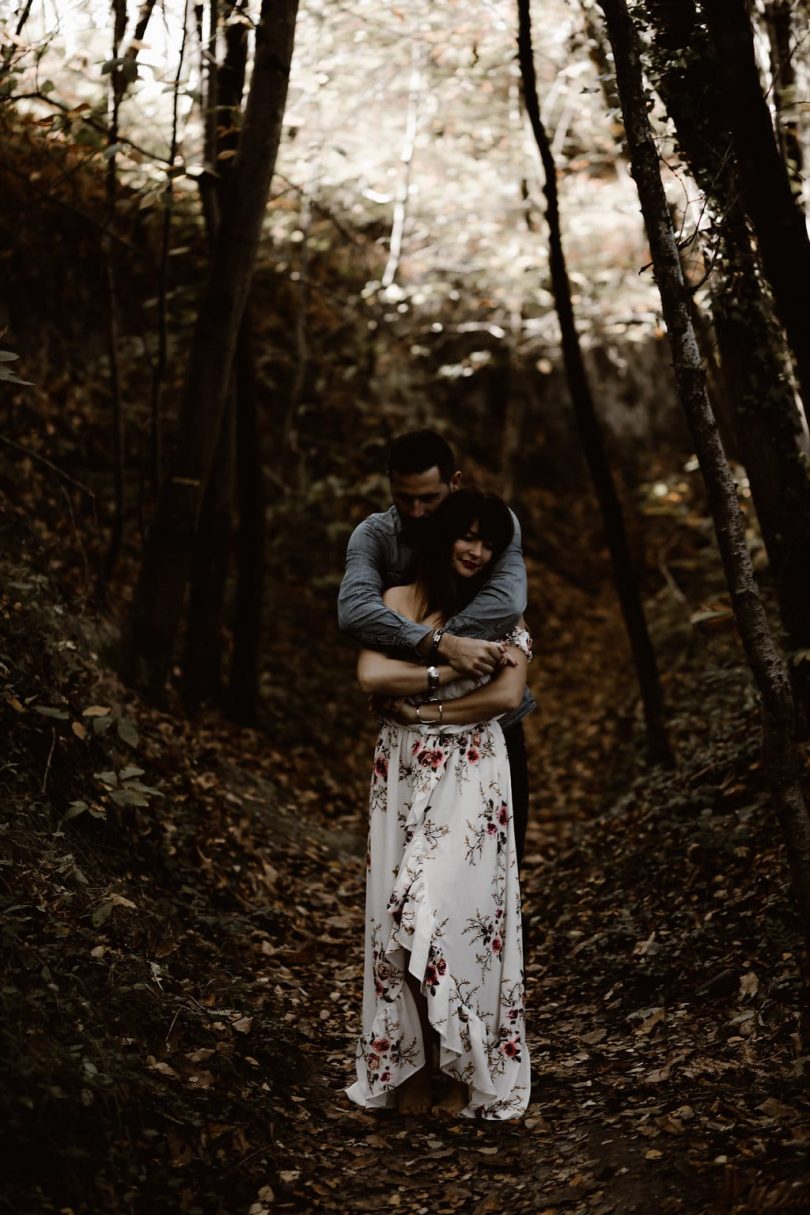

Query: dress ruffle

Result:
[347,718,530,1120]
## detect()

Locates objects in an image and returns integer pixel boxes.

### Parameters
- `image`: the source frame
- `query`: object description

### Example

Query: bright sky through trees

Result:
[15,0,674,333]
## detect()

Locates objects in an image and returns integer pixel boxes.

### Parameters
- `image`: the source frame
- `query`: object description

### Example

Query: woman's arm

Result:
[357,585,469,696]
[357,650,462,696]
[390,646,528,725]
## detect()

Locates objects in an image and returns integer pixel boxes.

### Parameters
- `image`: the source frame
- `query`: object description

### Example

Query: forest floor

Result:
[2,470,809,1215]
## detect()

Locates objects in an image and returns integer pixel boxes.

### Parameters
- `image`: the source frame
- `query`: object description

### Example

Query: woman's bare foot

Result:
[396,1065,433,1114]
[432,1076,467,1115]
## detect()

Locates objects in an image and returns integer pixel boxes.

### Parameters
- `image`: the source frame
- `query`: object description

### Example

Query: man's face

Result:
[390,466,461,545]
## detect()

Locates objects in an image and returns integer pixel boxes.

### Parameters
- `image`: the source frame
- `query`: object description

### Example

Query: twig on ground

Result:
[41,727,56,793]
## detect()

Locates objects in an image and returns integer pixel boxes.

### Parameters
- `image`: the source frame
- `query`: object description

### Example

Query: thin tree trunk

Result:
[195,0,221,239]
[100,0,129,589]
[151,6,188,494]
[381,42,423,289]
[227,311,264,724]
[518,0,671,764]
[1,0,34,75]
[183,0,256,706]
[122,0,157,78]
[126,0,299,691]
[764,0,804,199]
[183,395,235,702]
[599,0,810,946]
[700,0,810,418]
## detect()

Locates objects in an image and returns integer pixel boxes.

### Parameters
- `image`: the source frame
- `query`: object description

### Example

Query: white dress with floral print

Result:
[347,628,531,1120]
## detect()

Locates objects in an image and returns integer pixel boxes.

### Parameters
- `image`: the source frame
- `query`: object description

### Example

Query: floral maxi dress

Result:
[346,629,531,1119]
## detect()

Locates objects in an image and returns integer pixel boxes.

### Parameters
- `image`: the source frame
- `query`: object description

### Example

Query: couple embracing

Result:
[337,429,535,1120]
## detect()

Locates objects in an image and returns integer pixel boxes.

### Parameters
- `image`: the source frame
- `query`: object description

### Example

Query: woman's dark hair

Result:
[387,429,456,483]
[413,488,514,621]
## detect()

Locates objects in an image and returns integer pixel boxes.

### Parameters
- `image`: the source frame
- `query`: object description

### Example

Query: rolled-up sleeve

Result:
[445,510,527,640]
[337,518,428,652]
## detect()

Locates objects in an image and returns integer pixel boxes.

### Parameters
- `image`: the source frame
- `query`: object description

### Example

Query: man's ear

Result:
[449,471,462,492]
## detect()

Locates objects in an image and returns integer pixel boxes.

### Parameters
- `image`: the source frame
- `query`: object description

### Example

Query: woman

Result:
[346,489,531,1120]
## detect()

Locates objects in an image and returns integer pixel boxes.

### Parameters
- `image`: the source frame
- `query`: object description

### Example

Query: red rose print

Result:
[491,936,502,954]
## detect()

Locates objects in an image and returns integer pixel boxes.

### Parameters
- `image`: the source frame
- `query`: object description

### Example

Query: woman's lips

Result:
[461,559,480,572]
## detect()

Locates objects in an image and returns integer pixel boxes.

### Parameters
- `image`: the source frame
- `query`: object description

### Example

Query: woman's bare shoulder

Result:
[383,583,421,620]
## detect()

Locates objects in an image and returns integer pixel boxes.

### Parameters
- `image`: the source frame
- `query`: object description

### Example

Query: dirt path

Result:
[5,527,807,1215]
[253,577,703,1214]
[254,559,807,1215]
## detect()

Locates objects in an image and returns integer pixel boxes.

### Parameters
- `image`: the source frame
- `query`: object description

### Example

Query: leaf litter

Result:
[0,469,809,1214]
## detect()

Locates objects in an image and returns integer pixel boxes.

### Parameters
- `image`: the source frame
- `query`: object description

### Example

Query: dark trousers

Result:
[503,721,529,868]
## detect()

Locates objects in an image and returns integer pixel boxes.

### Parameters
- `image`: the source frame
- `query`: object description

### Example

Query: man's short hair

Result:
[387,429,456,483]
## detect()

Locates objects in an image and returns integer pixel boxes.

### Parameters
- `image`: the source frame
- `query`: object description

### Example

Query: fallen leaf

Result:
[187,1070,215,1088]
[739,971,759,999]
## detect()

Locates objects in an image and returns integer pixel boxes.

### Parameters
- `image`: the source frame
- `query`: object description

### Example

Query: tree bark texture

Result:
[227,313,264,725]
[644,0,810,713]
[699,0,810,418]
[183,399,235,703]
[518,0,671,764]
[99,0,129,590]
[764,0,804,198]
[126,0,298,691]
[183,0,250,702]
[599,0,810,944]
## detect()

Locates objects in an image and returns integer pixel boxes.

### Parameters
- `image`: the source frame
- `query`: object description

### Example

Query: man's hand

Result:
[438,633,516,678]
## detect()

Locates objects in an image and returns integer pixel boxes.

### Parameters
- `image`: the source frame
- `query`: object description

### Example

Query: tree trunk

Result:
[700,0,810,418]
[599,0,810,947]
[518,0,671,765]
[764,0,804,198]
[99,0,128,590]
[125,0,299,691]
[182,0,250,704]
[643,0,810,714]
[227,312,264,725]
[183,398,235,703]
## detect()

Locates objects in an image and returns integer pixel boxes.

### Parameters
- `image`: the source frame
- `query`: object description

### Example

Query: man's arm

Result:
[445,510,527,640]
[336,516,427,652]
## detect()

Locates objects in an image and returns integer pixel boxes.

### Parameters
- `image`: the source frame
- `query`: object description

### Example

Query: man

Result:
[337,428,534,862]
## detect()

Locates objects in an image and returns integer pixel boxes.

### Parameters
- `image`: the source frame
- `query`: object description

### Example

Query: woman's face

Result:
[451,520,495,579]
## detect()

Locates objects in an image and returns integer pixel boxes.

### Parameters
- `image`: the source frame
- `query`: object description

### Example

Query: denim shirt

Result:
[337,505,536,729]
